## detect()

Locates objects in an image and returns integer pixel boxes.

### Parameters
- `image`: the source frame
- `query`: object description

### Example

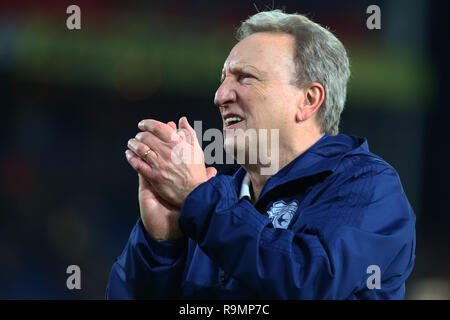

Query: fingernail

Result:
[128,139,136,149]
[135,132,142,140]
[125,150,131,160]
[138,121,144,129]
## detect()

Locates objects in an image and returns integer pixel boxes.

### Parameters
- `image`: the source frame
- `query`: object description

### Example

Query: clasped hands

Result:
[125,117,217,241]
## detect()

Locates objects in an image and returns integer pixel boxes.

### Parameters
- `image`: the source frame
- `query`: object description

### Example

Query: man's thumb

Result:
[179,116,191,130]
[179,116,197,144]
[206,167,218,179]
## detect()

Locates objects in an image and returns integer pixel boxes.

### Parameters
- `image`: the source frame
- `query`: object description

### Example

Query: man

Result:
[106,10,416,299]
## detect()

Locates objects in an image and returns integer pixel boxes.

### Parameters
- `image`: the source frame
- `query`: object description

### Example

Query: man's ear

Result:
[295,82,325,122]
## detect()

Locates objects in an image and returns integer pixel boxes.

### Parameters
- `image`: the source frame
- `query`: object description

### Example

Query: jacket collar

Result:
[238,173,252,200]
[232,134,369,201]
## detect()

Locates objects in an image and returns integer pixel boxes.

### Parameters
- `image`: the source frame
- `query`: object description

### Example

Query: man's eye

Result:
[238,74,254,82]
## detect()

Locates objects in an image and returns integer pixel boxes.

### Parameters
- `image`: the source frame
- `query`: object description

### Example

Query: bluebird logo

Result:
[266,200,298,229]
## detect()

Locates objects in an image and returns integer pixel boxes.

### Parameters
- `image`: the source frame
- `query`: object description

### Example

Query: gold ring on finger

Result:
[143,148,152,161]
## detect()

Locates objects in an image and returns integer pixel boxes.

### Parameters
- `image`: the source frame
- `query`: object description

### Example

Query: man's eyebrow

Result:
[220,64,267,81]
[233,64,266,75]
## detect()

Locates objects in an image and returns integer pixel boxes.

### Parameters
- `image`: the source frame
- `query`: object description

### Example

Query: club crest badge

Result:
[266,200,299,229]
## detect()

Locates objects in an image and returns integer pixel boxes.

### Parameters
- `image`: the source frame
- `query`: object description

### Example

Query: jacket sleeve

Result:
[105,218,188,299]
[178,165,416,299]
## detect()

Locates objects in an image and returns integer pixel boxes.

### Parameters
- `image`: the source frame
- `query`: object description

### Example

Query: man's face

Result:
[214,32,305,160]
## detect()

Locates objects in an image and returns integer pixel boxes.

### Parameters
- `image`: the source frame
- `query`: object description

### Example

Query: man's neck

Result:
[243,130,325,203]
[244,166,270,204]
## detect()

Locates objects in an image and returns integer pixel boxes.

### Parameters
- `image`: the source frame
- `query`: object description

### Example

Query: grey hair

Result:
[236,10,350,135]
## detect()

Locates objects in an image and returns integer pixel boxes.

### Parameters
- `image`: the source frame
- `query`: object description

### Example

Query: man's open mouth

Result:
[224,115,245,127]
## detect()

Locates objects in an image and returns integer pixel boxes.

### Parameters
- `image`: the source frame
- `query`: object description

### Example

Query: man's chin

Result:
[224,141,257,165]
[224,139,238,154]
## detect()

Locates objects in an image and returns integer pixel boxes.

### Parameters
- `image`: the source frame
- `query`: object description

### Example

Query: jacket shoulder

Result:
[329,151,414,229]
[338,150,400,183]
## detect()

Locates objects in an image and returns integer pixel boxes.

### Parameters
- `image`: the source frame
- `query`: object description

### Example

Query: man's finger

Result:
[133,132,177,162]
[125,149,156,180]
[127,138,158,164]
[167,121,177,130]
[178,116,198,146]
[138,119,177,143]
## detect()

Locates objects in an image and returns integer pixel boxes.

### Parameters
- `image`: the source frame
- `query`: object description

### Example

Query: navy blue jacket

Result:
[106,134,416,299]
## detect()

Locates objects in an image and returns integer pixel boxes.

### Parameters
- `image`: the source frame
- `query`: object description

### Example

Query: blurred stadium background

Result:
[0,0,448,299]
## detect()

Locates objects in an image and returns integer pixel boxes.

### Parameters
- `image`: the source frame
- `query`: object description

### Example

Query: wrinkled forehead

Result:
[222,32,297,76]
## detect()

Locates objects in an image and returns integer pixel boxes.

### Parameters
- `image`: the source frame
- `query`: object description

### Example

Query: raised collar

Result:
[231,134,368,202]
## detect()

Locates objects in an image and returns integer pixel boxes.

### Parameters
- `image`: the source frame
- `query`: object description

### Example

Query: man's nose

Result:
[214,80,237,107]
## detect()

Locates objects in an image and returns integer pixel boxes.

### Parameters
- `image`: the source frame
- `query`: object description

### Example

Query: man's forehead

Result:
[221,33,295,73]
[221,50,270,74]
